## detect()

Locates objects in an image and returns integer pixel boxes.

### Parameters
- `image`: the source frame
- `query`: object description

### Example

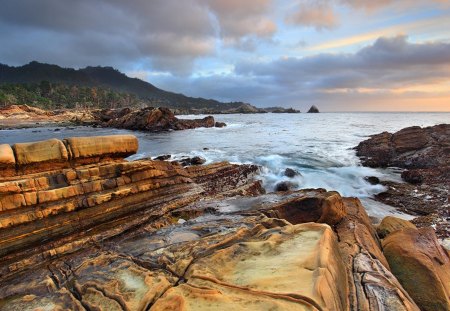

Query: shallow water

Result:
[1,112,449,220]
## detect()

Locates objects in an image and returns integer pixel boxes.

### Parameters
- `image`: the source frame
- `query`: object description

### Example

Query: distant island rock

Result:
[307,105,319,113]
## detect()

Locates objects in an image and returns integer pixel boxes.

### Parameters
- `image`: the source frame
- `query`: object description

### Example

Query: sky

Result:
[0,0,449,111]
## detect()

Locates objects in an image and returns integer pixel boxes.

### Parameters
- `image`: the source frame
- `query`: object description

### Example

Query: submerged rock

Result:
[284,167,300,178]
[274,181,296,191]
[364,176,380,185]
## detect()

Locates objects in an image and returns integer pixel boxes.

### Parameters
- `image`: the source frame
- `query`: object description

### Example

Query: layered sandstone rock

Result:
[0,135,138,177]
[335,198,419,311]
[0,135,424,311]
[382,227,450,311]
[64,135,138,165]
[13,138,69,174]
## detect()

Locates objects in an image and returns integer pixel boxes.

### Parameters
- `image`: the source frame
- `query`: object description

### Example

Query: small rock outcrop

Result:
[355,124,449,169]
[382,227,450,311]
[307,105,319,113]
[284,167,300,178]
[94,107,224,132]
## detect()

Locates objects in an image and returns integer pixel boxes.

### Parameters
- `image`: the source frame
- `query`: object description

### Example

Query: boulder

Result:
[215,121,226,128]
[364,176,380,185]
[284,167,300,178]
[376,216,416,239]
[382,227,450,311]
[265,190,346,226]
[12,139,69,174]
[64,135,138,164]
[179,156,206,166]
[274,180,297,192]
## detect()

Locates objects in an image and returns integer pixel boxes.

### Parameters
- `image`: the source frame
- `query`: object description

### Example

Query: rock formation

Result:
[355,124,449,239]
[1,134,445,310]
[93,107,223,131]
[307,105,319,113]
[355,124,449,169]
[382,227,450,311]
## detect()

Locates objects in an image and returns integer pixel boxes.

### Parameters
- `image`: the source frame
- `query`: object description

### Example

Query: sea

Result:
[1,112,449,221]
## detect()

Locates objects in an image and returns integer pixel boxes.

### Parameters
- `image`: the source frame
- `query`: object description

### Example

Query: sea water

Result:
[1,112,449,220]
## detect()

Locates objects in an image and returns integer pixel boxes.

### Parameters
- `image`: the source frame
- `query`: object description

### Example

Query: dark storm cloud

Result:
[0,0,274,73]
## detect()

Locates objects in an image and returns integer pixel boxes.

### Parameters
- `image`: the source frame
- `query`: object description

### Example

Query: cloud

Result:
[0,0,276,74]
[285,2,339,30]
[151,35,450,110]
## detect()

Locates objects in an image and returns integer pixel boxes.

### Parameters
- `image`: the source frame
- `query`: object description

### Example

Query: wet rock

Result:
[274,181,295,192]
[284,167,300,178]
[215,121,226,128]
[179,156,206,166]
[265,190,346,226]
[382,227,450,311]
[356,124,450,240]
[153,154,171,161]
[377,216,417,239]
[364,176,380,185]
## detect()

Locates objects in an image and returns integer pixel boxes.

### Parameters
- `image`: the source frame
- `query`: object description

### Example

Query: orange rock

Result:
[264,190,346,226]
[382,227,450,311]
[376,216,416,239]
[64,135,138,164]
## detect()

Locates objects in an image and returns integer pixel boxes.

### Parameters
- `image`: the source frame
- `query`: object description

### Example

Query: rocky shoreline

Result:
[355,124,449,241]
[0,105,226,131]
[0,134,449,310]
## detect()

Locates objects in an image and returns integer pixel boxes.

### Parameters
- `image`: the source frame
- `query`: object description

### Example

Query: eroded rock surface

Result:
[382,227,450,311]
[0,135,424,311]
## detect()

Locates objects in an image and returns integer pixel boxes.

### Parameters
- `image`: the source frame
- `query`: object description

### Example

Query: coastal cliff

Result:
[0,135,449,310]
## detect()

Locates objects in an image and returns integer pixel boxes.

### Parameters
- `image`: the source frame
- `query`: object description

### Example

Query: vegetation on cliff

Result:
[0,61,258,113]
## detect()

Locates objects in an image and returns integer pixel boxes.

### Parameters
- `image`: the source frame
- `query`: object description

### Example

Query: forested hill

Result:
[0,61,259,113]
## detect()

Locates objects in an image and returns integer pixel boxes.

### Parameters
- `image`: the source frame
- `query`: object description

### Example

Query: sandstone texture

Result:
[376,216,416,239]
[355,124,449,239]
[0,135,437,310]
[94,107,224,132]
[382,227,450,311]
